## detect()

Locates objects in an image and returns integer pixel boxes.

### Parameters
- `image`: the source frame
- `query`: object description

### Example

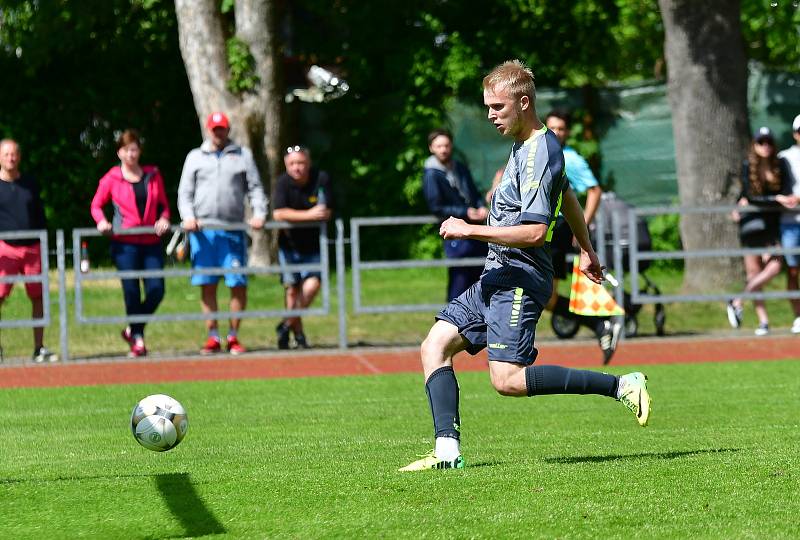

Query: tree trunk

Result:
[658,0,748,292]
[174,0,282,266]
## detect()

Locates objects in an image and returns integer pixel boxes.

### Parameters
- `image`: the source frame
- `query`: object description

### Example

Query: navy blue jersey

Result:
[481,128,567,303]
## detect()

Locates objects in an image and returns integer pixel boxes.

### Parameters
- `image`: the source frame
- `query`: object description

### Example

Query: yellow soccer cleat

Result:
[618,372,651,427]
[398,450,464,472]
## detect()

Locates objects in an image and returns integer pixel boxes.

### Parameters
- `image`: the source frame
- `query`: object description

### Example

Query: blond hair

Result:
[483,60,535,101]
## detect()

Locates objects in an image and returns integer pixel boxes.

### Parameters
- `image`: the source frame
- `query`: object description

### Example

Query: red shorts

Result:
[0,240,43,299]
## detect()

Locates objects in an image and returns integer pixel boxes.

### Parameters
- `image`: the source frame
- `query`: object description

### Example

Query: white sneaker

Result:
[726,301,742,329]
[791,317,800,334]
[32,347,59,363]
[754,323,769,337]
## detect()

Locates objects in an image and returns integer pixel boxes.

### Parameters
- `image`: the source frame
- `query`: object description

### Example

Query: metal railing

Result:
[350,216,485,313]
[2,204,799,361]
[625,205,800,305]
[0,230,51,330]
[60,219,344,360]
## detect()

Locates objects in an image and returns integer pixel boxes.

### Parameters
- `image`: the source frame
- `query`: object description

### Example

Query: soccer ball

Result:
[130,394,188,452]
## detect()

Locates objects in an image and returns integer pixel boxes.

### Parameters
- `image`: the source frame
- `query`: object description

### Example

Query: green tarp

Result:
[450,66,800,206]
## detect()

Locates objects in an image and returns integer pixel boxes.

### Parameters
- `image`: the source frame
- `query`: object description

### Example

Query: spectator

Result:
[485,166,505,205]
[0,138,56,362]
[272,146,332,349]
[422,128,488,301]
[727,127,793,336]
[90,129,170,357]
[177,112,268,355]
[544,109,619,364]
[778,114,800,334]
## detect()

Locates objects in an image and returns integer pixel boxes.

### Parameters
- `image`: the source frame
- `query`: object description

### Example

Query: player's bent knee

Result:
[488,362,527,396]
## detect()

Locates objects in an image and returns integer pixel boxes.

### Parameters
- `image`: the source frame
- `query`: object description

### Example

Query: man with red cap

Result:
[178,112,268,355]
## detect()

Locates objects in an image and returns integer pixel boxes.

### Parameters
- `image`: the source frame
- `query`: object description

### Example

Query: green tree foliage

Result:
[0,0,797,263]
[0,0,197,255]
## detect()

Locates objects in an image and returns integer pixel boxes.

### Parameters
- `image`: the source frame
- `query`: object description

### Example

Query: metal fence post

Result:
[611,209,625,341]
[56,230,69,361]
[335,219,347,349]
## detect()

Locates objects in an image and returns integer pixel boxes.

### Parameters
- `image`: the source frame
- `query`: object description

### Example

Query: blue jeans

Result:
[781,222,800,268]
[110,241,165,337]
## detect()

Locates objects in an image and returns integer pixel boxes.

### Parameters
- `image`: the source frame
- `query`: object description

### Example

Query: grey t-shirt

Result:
[482,127,568,304]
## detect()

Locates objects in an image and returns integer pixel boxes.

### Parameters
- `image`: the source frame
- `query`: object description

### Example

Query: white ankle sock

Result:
[615,377,626,399]
[435,437,460,460]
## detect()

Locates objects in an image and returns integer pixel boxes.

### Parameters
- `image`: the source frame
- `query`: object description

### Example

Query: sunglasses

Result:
[285,145,308,155]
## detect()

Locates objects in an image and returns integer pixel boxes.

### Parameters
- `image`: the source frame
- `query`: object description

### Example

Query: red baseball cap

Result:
[206,112,230,130]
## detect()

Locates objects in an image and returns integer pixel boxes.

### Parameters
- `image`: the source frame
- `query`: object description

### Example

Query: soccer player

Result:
[399,60,651,472]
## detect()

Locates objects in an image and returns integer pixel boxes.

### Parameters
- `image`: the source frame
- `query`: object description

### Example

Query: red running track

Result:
[0,334,797,389]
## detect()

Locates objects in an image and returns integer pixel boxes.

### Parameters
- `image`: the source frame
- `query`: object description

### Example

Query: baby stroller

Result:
[550,192,666,339]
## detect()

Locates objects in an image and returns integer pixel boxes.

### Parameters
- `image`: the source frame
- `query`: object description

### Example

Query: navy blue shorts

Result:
[436,280,542,365]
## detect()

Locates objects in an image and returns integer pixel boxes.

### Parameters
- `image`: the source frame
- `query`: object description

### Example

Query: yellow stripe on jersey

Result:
[546,189,563,242]
[521,126,547,193]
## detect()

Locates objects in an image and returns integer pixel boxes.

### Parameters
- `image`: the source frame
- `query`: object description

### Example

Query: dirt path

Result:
[1,334,797,389]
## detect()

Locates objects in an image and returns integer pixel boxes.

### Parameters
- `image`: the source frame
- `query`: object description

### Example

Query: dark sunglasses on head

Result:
[285,145,308,155]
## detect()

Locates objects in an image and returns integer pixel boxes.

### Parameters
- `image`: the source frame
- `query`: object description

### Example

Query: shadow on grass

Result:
[543,447,740,464]
[152,473,226,538]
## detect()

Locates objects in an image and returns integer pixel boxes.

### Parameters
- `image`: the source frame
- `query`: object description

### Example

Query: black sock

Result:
[553,296,604,333]
[525,365,618,398]
[425,366,461,439]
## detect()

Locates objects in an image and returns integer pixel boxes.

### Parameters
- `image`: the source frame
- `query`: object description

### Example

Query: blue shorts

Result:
[278,247,321,286]
[189,230,247,287]
[437,280,542,365]
[781,222,800,268]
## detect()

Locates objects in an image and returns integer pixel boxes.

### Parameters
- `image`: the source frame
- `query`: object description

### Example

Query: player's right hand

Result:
[579,249,603,284]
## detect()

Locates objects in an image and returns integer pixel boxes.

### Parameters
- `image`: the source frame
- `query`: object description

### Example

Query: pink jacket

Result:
[90,165,171,245]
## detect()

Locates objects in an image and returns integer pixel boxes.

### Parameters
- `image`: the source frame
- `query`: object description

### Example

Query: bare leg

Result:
[229,285,246,333]
[31,296,44,349]
[487,360,528,396]
[744,255,781,325]
[200,283,219,331]
[421,320,469,380]
[787,267,800,317]
[285,277,321,334]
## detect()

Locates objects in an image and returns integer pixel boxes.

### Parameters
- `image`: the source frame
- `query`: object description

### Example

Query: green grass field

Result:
[1,359,798,539]
[1,265,798,361]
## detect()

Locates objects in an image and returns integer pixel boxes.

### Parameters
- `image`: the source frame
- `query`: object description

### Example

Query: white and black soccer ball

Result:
[130,394,188,452]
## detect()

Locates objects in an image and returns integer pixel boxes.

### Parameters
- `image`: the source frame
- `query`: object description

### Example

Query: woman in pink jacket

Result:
[91,129,171,357]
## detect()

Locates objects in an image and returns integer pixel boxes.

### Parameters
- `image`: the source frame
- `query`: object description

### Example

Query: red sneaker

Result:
[129,342,147,358]
[226,336,246,355]
[200,337,221,355]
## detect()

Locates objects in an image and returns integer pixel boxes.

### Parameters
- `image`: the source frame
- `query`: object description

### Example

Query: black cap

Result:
[754,126,774,141]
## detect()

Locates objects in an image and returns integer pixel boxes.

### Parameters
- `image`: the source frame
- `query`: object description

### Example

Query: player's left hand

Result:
[440,217,471,239]
[579,249,603,284]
